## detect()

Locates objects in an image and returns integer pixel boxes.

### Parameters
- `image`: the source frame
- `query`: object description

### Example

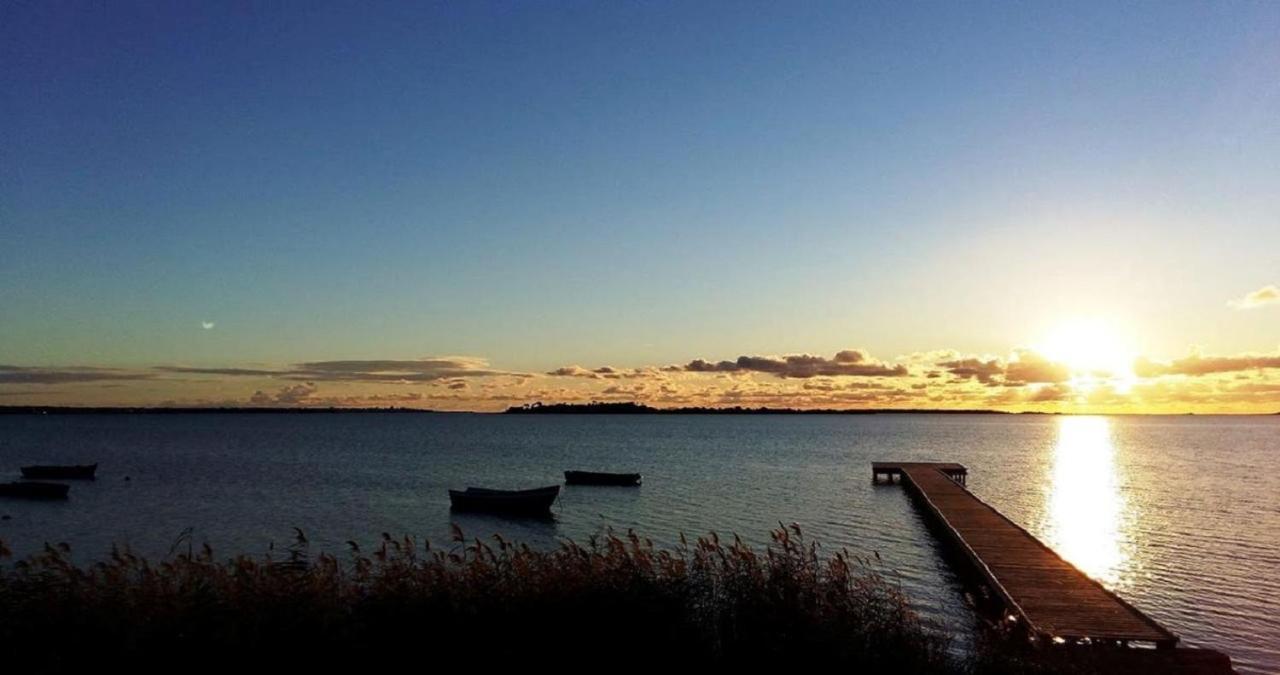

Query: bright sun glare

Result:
[1038,319,1136,380]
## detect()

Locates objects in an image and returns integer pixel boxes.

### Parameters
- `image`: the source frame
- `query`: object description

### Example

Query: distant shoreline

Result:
[1,403,1275,416]
[0,405,1017,415]
[0,406,439,415]
[504,402,1280,415]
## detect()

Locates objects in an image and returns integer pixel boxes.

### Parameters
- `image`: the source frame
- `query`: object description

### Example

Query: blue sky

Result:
[2,2,1279,410]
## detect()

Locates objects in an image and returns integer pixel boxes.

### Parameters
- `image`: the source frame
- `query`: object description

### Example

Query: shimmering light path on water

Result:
[1043,416,1129,585]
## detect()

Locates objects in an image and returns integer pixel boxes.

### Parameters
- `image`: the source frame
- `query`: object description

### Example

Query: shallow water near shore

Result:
[0,413,1276,673]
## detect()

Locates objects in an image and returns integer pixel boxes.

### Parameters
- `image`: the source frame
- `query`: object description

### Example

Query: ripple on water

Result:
[0,413,1276,673]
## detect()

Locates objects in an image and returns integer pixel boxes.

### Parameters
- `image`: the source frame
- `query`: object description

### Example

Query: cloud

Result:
[249,382,319,405]
[707,383,921,407]
[802,379,893,392]
[684,350,908,378]
[10,343,1280,413]
[242,388,437,408]
[275,383,318,404]
[288,358,512,382]
[0,365,153,385]
[153,357,516,382]
[938,357,1004,384]
[1028,383,1072,402]
[157,357,513,382]
[545,365,670,380]
[1134,349,1280,377]
[154,366,282,377]
[1228,285,1280,310]
[349,391,425,403]
[546,366,597,378]
[1003,350,1071,384]
[932,351,1069,385]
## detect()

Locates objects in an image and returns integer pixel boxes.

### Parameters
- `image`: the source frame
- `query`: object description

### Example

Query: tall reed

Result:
[0,525,955,671]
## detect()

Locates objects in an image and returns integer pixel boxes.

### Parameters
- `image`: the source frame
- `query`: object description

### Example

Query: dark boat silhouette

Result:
[0,481,70,499]
[20,463,97,480]
[564,470,641,486]
[448,485,559,515]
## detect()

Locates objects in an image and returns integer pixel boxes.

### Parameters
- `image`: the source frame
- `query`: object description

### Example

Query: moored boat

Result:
[448,485,559,515]
[0,481,71,500]
[564,470,641,486]
[20,463,98,480]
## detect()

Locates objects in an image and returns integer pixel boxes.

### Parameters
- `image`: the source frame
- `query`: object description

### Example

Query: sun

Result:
[1038,319,1136,379]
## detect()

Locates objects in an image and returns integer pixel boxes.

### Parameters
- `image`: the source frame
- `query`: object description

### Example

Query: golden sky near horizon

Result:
[4,305,1280,413]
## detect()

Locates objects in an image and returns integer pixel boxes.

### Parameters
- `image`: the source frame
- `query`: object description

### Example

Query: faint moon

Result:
[201,321,216,330]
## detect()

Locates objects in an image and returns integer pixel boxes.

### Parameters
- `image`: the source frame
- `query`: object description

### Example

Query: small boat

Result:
[564,470,641,486]
[448,485,559,515]
[0,481,70,500]
[20,463,98,480]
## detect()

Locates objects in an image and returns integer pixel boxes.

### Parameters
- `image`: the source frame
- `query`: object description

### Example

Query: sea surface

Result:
[0,413,1276,673]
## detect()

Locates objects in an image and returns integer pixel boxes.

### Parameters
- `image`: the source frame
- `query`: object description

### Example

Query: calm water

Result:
[0,413,1276,673]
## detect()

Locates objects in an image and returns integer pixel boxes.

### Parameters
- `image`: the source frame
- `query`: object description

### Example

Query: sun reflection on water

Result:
[1044,416,1130,586]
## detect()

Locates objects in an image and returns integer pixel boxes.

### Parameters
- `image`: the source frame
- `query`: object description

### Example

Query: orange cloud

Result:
[937,357,1003,384]
[934,351,1070,386]
[683,350,908,378]
[0,365,153,384]
[1004,351,1072,384]
[6,344,1280,414]
[1134,349,1280,377]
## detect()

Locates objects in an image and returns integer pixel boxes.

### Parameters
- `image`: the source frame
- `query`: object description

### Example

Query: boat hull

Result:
[448,485,559,515]
[564,471,641,486]
[0,481,71,500]
[20,464,97,480]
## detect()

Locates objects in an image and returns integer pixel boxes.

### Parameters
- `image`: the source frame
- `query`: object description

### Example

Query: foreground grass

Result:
[0,526,958,672]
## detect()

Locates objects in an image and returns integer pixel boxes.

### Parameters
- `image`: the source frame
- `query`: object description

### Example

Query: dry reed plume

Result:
[0,525,966,672]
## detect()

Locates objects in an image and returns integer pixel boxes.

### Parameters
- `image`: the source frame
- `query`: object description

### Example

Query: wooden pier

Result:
[875,461,1236,673]
[872,461,967,486]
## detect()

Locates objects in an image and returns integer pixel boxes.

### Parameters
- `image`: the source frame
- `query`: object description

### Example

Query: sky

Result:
[2,1,1279,412]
